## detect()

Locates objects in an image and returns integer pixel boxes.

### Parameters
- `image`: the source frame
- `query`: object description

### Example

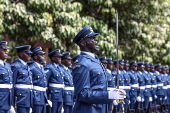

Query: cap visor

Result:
[85,32,99,38]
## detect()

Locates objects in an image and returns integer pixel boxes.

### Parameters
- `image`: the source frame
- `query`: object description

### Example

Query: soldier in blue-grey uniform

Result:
[0,41,15,113]
[154,64,164,107]
[112,59,125,113]
[99,56,117,113]
[128,61,138,112]
[167,68,170,111]
[149,63,157,112]
[106,58,117,113]
[123,60,131,113]
[11,45,33,113]
[47,49,64,113]
[29,46,51,113]
[136,62,145,112]
[143,62,152,113]
[161,66,168,112]
[61,52,74,113]
[72,25,126,113]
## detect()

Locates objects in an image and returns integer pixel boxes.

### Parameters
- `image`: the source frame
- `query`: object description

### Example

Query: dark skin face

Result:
[150,67,155,72]
[52,56,61,64]
[18,52,31,62]
[145,67,150,71]
[124,66,129,71]
[137,66,144,71]
[0,48,8,61]
[167,69,169,74]
[79,36,99,53]
[61,59,72,67]
[33,54,45,64]
[107,63,113,71]
[131,65,137,71]
[119,64,124,70]
[155,68,161,73]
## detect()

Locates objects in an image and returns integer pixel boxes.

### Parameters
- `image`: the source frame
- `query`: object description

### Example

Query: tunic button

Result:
[20,94,21,96]
[98,73,100,74]
[56,75,58,76]
[30,81,32,83]
[30,90,32,92]
[38,76,40,78]
[63,82,64,84]
[44,81,46,82]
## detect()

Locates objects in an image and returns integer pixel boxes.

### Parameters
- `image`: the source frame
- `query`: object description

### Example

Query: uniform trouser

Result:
[144,96,149,109]
[32,104,46,113]
[130,96,136,109]
[63,104,73,113]
[108,100,113,113]
[124,98,129,112]
[17,107,30,113]
[157,95,163,105]
[0,110,9,113]
[51,101,62,113]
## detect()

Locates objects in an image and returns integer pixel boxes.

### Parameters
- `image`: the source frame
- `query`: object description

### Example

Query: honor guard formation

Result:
[0,25,169,113]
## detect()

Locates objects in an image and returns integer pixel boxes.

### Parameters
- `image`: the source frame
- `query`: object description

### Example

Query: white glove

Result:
[47,100,52,107]
[142,98,144,102]
[128,100,131,104]
[29,108,32,113]
[154,95,157,99]
[136,96,142,102]
[149,97,152,102]
[113,100,118,106]
[108,90,126,99]
[61,107,64,113]
[9,106,15,113]
[165,96,167,100]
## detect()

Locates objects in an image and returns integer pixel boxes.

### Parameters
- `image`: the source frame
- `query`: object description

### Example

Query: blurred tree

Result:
[0,0,170,64]
[78,0,170,64]
[0,0,117,60]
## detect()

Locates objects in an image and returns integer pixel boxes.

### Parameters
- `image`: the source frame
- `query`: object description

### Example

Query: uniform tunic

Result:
[29,62,48,113]
[11,59,33,112]
[0,61,13,112]
[72,52,109,113]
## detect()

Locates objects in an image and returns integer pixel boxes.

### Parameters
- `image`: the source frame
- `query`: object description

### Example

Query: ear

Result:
[34,55,37,60]
[19,52,23,57]
[80,40,86,46]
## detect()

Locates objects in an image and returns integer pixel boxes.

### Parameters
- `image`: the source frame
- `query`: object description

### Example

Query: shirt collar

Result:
[19,59,27,65]
[35,62,43,68]
[81,51,95,58]
[54,63,59,68]
[0,60,4,66]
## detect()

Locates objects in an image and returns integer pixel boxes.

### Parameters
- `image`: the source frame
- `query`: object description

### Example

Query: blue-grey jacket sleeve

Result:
[72,65,109,104]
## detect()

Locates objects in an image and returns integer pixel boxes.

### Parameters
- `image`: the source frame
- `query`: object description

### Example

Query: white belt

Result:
[15,84,33,89]
[163,86,167,89]
[124,86,131,89]
[49,83,65,88]
[0,84,13,89]
[131,84,139,88]
[107,87,116,91]
[167,85,170,88]
[33,86,47,91]
[145,85,151,88]
[157,83,163,86]
[139,86,145,89]
[151,85,157,88]
[64,87,74,91]
[119,86,124,89]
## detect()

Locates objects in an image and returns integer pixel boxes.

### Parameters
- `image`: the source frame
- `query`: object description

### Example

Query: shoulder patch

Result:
[73,65,81,69]
[74,60,79,63]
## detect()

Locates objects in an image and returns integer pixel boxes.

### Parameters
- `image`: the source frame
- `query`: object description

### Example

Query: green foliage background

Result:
[0,0,170,64]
